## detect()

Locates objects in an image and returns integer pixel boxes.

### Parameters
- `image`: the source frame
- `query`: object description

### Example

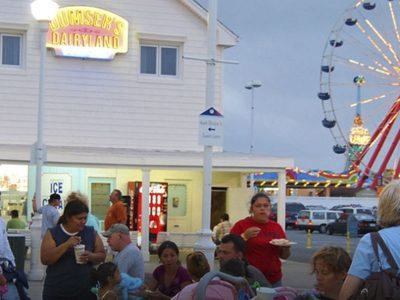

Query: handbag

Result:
[352,232,400,300]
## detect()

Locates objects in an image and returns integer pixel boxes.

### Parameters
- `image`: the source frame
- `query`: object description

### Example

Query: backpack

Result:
[351,232,400,300]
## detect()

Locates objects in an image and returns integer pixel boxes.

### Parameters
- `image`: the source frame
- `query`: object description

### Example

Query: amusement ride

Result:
[318,0,400,190]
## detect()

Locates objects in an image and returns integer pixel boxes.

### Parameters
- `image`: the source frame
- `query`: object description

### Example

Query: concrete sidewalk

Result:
[25,257,314,299]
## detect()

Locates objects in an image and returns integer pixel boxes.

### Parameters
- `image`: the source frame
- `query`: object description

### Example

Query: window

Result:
[312,212,325,220]
[327,212,338,220]
[140,44,178,77]
[1,33,22,66]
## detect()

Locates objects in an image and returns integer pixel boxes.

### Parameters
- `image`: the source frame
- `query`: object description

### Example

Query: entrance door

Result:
[211,187,227,229]
[89,179,114,221]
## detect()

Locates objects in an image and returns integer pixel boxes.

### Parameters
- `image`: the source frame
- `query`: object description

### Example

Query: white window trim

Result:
[1,33,23,68]
[139,41,182,79]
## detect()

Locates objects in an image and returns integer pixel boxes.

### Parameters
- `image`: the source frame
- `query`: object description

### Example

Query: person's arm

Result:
[40,230,81,265]
[80,233,106,264]
[339,275,363,300]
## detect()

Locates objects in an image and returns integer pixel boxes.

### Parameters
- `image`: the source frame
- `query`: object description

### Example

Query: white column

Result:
[277,170,287,231]
[194,0,217,269]
[29,21,48,281]
[141,169,150,262]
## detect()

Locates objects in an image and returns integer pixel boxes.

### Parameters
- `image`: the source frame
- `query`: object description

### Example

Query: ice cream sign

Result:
[47,6,129,60]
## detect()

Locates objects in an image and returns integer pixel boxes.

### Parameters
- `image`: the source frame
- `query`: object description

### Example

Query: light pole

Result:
[245,80,262,189]
[29,0,59,281]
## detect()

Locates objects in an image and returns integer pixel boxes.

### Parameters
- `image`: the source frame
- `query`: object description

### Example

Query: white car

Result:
[296,210,342,233]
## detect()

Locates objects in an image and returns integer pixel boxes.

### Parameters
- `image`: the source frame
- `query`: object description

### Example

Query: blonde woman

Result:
[339,180,400,300]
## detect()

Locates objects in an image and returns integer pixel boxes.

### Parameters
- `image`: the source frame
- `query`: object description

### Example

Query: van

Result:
[296,210,341,233]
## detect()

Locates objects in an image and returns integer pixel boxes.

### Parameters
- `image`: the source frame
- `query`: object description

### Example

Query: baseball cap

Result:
[102,223,129,237]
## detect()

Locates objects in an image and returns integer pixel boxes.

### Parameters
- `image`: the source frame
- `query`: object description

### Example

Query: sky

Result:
[195,1,361,172]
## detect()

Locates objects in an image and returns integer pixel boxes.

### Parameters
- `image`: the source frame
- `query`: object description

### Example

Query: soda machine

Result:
[127,181,168,242]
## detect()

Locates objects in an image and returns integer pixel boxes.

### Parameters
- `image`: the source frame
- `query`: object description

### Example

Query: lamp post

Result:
[245,80,262,189]
[29,0,58,281]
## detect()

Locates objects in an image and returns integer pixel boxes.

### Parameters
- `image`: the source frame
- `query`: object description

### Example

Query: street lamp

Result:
[245,80,262,189]
[245,80,262,154]
[29,0,58,281]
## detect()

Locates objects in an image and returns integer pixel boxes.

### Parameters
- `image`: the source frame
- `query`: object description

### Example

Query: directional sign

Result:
[199,107,224,146]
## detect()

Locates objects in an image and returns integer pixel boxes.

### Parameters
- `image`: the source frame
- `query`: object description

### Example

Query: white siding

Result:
[0,0,234,153]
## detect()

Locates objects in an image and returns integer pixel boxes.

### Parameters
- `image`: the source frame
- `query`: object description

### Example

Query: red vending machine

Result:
[128,181,168,242]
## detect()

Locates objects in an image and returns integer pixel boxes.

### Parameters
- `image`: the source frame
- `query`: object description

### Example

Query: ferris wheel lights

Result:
[321,65,335,73]
[318,92,330,100]
[345,18,358,26]
[363,2,376,10]
[329,40,343,47]
[353,75,366,86]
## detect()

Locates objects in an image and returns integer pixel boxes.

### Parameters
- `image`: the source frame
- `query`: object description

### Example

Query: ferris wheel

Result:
[319,0,400,189]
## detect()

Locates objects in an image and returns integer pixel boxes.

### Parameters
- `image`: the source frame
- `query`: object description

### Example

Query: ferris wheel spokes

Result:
[370,127,400,188]
[355,98,400,188]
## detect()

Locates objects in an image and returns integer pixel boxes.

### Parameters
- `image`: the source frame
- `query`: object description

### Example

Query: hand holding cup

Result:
[73,244,85,264]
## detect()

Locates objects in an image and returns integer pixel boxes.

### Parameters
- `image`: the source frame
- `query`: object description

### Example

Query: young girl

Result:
[146,241,192,299]
[92,262,121,300]
[186,251,210,282]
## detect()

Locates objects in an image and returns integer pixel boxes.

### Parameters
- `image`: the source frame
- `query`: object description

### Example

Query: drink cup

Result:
[74,244,85,264]
[256,287,276,300]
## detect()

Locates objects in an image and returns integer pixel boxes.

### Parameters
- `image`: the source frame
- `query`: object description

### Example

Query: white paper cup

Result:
[257,287,276,300]
[74,244,85,264]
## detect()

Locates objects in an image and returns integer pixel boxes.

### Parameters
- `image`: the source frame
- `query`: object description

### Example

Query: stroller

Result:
[195,271,255,300]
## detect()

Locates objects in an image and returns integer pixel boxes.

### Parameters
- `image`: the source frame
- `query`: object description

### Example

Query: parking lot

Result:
[285,228,361,263]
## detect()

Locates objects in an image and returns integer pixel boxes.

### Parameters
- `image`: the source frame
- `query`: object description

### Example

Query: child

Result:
[186,251,210,282]
[146,241,192,298]
[0,265,7,300]
[92,262,121,300]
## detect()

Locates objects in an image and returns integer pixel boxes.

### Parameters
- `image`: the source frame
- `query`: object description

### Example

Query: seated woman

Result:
[295,246,351,300]
[186,251,210,282]
[41,193,106,300]
[146,241,192,299]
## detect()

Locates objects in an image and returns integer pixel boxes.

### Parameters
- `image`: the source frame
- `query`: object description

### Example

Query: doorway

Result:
[211,187,227,229]
[89,178,115,221]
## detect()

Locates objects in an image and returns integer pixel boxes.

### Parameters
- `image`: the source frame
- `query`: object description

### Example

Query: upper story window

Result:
[140,44,179,77]
[1,33,22,67]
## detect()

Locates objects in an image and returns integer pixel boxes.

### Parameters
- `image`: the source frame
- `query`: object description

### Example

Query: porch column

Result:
[141,168,150,262]
[277,169,287,231]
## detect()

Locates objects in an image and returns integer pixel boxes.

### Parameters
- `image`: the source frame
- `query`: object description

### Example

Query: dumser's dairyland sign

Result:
[47,6,129,60]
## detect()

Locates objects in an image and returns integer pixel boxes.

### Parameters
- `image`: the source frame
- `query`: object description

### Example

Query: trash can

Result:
[7,234,25,271]
[347,214,358,238]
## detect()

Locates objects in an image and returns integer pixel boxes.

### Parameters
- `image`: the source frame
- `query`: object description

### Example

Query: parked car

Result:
[296,210,341,233]
[270,202,306,229]
[339,206,373,215]
[326,213,377,235]
[305,205,327,210]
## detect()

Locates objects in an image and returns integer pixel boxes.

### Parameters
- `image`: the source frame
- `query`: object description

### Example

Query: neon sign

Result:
[47,6,129,60]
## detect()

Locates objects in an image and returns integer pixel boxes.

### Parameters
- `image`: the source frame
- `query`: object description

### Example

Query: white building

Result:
[0,0,293,256]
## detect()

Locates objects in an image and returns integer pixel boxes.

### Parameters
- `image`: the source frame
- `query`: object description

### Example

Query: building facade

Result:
[0,0,293,255]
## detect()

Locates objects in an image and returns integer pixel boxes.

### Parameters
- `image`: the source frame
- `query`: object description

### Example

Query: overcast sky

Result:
[196,1,354,172]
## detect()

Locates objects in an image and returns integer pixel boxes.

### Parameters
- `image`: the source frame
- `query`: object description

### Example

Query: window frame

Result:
[139,42,180,78]
[0,32,23,68]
